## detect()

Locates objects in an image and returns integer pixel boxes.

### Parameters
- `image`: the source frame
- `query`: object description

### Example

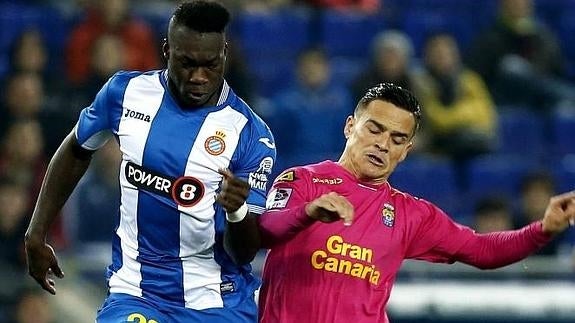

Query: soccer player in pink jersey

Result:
[257,83,575,323]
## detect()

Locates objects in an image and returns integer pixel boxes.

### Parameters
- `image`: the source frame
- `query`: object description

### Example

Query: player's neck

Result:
[337,156,388,187]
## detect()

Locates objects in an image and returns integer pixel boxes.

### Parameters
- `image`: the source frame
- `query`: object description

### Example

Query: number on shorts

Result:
[127,313,158,323]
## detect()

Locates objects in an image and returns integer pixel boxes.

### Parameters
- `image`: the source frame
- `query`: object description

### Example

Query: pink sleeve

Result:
[454,221,552,269]
[405,201,477,263]
[258,205,315,248]
[405,201,552,269]
[258,168,315,248]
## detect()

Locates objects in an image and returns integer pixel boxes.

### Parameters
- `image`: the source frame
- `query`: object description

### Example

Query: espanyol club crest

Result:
[382,203,395,227]
[204,130,226,155]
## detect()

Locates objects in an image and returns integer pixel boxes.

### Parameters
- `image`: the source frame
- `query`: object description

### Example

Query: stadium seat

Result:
[400,10,476,57]
[329,56,366,86]
[466,154,541,200]
[236,8,312,59]
[551,154,575,194]
[319,10,385,58]
[248,57,296,97]
[235,8,312,96]
[0,3,71,77]
[557,9,575,70]
[390,156,459,215]
[496,109,546,156]
[550,110,575,155]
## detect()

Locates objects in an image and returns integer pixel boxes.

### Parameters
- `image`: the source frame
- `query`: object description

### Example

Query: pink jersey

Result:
[258,160,551,323]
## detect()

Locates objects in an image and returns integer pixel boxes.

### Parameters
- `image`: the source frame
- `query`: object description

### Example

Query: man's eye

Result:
[393,138,407,145]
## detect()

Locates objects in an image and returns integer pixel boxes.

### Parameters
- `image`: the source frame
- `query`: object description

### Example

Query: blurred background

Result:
[1,0,575,322]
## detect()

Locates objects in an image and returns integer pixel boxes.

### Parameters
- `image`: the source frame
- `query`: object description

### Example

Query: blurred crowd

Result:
[1,0,575,321]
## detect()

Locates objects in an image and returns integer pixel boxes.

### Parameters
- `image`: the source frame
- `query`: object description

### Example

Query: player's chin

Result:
[360,165,387,180]
[184,93,208,106]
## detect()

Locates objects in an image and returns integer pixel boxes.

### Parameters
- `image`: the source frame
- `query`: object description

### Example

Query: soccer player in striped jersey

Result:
[24,1,275,322]
[257,83,575,323]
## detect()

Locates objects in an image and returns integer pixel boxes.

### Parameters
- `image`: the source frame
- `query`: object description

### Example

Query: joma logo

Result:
[124,108,151,122]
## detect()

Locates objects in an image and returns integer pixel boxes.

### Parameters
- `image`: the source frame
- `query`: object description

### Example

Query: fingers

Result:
[218,168,233,179]
[217,168,250,212]
[51,264,65,279]
[36,275,56,295]
[27,244,64,295]
[314,193,354,225]
[565,201,575,225]
[32,267,60,295]
[542,191,575,234]
[550,190,575,208]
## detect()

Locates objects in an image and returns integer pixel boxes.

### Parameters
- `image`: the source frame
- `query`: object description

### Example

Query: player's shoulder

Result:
[388,184,441,213]
[109,69,151,82]
[273,160,335,184]
[106,70,161,90]
[227,89,271,132]
[387,182,417,201]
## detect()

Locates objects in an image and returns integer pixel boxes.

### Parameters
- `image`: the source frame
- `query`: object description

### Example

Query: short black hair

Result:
[356,82,422,133]
[172,0,230,33]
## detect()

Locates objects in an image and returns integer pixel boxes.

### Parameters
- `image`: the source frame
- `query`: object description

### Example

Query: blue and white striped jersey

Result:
[75,70,276,310]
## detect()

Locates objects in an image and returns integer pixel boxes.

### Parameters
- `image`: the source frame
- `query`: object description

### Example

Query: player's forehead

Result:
[169,26,225,56]
[359,100,416,134]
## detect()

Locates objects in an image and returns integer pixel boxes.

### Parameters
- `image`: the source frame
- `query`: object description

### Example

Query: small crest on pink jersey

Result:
[382,203,395,227]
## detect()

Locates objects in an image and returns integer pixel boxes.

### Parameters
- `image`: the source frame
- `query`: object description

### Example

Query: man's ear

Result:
[398,142,413,163]
[343,115,354,139]
[162,39,169,60]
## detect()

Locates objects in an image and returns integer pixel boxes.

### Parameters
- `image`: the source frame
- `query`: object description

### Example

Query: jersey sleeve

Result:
[404,200,475,263]
[258,167,314,248]
[265,168,310,211]
[232,121,277,215]
[75,72,126,150]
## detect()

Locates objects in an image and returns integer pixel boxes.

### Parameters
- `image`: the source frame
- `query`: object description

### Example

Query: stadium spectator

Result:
[413,33,497,189]
[65,33,127,127]
[514,171,570,256]
[473,196,514,233]
[267,48,352,166]
[0,71,69,157]
[351,30,416,102]
[297,0,379,12]
[0,177,30,270]
[0,120,67,249]
[65,0,160,84]
[466,0,575,111]
[13,288,54,323]
[0,120,46,207]
[66,140,121,247]
[8,29,47,77]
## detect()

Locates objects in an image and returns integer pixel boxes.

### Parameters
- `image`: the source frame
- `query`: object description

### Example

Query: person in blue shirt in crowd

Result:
[267,47,352,170]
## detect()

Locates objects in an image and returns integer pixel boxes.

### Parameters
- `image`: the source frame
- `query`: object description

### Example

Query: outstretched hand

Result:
[305,192,354,226]
[541,191,575,235]
[25,241,64,295]
[217,168,250,213]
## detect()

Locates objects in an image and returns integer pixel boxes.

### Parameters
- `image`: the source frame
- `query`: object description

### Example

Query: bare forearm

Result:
[456,221,552,269]
[224,213,261,265]
[25,134,92,242]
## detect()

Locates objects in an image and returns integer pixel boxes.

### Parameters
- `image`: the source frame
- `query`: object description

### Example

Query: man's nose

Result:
[189,67,208,83]
[375,133,390,152]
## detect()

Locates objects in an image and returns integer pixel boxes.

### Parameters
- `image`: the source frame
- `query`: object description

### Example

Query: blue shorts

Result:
[96,293,257,323]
